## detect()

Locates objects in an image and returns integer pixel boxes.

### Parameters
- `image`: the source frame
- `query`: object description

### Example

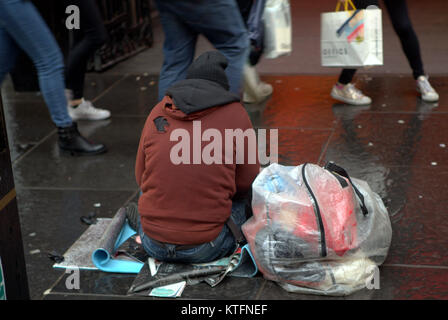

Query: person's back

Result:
[133,51,260,263]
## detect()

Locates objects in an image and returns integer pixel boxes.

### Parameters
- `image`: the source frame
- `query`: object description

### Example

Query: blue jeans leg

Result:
[154,0,197,100]
[198,1,249,95]
[0,0,72,127]
[154,0,249,100]
[137,199,248,264]
[0,26,19,84]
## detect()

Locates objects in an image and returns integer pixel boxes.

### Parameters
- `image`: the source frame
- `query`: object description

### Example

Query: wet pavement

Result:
[2,71,447,300]
[2,0,448,301]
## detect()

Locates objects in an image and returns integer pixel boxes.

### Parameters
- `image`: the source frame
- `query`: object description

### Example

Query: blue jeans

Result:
[154,0,249,100]
[138,200,247,264]
[0,0,72,127]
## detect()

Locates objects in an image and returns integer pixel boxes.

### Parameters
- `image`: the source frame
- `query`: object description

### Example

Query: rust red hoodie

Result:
[135,79,260,245]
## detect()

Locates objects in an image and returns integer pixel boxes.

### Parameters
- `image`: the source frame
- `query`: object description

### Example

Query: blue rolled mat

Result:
[231,244,258,278]
[92,207,144,274]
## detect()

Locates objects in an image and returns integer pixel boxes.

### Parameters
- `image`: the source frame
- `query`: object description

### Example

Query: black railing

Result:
[90,0,154,71]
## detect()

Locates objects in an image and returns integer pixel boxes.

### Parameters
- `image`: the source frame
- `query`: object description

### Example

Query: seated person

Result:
[127,51,260,263]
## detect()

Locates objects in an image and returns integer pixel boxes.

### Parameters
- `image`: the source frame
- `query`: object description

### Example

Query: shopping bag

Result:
[321,0,383,67]
[263,0,292,59]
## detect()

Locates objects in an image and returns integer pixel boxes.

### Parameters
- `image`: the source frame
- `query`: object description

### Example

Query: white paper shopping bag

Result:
[321,5,383,68]
[263,0,292,59]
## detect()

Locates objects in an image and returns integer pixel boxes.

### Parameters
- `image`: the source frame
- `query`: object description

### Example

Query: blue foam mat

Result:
[92,221,144,274]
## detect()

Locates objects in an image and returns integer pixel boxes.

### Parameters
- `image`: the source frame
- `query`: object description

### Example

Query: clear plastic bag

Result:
[242,162,392,296]
[263,0,292,59]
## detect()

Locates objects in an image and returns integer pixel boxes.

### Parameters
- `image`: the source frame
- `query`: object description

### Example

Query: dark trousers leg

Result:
[383,0,424,79]
[65,0,108,99]
[338,69,357,85]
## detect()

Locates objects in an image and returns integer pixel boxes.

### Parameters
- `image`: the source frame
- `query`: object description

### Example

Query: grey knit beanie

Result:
[186,51,230,90]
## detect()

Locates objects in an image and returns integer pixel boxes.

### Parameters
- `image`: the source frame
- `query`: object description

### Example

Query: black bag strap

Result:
[302,163,327,257]
[324,162,369,216]
[226,218,245,246]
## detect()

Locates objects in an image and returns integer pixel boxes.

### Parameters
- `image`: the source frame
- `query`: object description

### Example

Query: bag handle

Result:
[324,161,369,216]
[335,0,356,12]
[226,218,246,246]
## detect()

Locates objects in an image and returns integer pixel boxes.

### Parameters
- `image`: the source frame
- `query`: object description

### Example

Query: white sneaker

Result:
[68,99,111,121]
[244,82,273,103]
[416,75,439,102]
[331,83,372,105]
[243,63,273,103]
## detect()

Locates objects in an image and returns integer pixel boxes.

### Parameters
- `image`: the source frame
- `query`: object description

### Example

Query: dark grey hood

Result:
[166,79,241,115]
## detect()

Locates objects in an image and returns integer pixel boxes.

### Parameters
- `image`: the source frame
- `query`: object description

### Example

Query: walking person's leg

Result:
[0,0,106,155]
[383,0,423,80]
[154,0,248,99]
[383,0,438,102]
[0,0,71,127]
[237,0,273,104]
[331,0,378,105]
[331,68,372,105]
[65,0,111,120]
[0,26,19,85]
[338,69,357,86]
[198,0,249,95]
[153,0,197,101]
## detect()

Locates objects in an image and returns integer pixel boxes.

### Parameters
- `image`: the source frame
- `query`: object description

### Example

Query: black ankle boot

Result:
[57,122,107,156]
